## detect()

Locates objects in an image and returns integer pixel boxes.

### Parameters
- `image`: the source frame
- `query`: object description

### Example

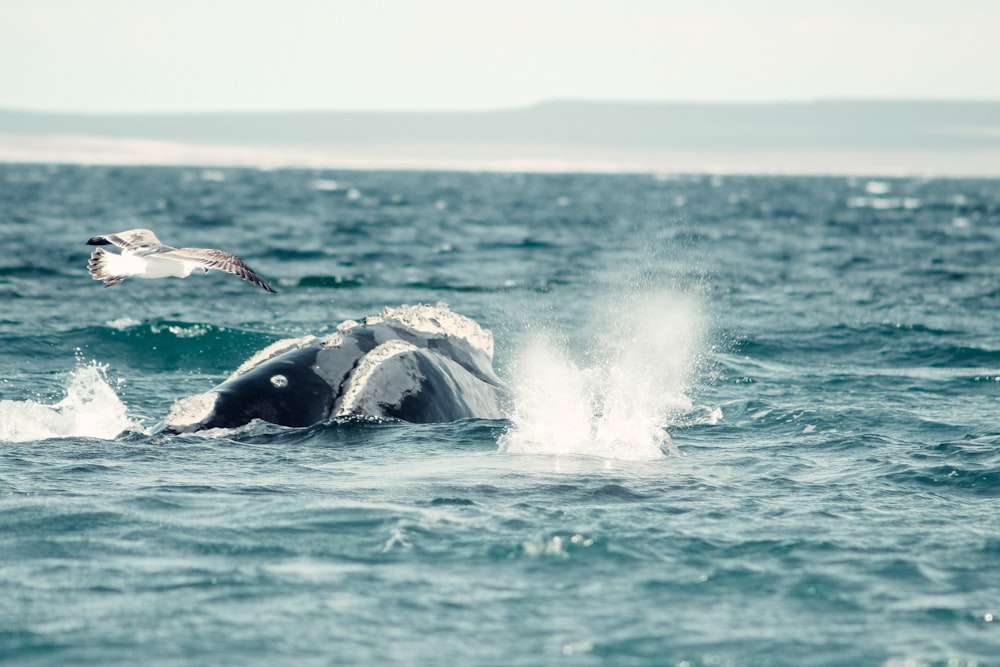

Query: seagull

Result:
[87,228,277,293]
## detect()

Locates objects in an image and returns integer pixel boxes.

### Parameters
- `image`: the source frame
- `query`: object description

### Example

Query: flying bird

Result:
[87,228,277,293]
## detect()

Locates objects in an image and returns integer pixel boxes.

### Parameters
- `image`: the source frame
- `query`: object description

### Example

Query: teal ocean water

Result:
[1,165,999,666]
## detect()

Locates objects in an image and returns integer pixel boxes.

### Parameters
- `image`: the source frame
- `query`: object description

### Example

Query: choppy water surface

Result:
[1,165,999,666]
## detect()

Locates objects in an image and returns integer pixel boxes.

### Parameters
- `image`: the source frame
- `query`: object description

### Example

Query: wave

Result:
[881,462,1000,498]
[0,265,70,279]
[0,360,136,442]
[63,319,280,372]
[285,275,531,292]
[730,322,1000,369]
[403,280,508,293]
[294,275,365,289]
[151,415,509,461]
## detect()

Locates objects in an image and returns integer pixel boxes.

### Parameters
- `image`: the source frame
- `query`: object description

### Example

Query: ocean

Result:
[1,164,998,666]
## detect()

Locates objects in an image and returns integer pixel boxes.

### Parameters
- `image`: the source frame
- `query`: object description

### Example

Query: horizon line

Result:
[5,97,1000,117]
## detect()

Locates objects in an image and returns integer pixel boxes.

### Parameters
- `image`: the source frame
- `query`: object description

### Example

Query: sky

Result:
[2,0,999,114]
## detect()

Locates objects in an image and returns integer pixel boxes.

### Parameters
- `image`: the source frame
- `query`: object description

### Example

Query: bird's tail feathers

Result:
[88,247,128,287]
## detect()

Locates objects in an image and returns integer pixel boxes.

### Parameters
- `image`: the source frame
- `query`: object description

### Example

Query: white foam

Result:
[365,303,495,359]
[499,292,703,461]
[865,180,891,195]
[200,169,226,182]
[309,178,341,191]
[0,362,136,442]
[164,390,219,431]
[106,317,142,331]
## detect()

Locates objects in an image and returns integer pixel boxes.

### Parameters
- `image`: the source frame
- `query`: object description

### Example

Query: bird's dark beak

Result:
[86,236,110,246]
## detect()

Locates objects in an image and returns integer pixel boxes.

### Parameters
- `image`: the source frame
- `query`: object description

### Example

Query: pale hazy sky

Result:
[2,0,999,113]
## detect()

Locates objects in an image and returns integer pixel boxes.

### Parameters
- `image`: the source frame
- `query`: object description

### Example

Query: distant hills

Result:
[2,100,999,174]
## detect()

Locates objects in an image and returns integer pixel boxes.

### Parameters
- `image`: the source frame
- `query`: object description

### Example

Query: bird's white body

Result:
[101,249,204,280]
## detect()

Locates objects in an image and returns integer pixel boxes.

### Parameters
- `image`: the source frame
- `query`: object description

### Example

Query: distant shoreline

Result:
[2,134,999,177]
[3,100,1000,176]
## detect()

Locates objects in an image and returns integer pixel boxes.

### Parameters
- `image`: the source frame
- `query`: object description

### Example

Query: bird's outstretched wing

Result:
[167,247,278,293]
[86,228,165,253]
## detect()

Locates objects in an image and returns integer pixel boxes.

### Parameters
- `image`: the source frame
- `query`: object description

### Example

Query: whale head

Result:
[165,345,334,433]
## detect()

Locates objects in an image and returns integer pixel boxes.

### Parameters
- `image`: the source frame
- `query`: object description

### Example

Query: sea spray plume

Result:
[87,228,277,292]
[499,291,704,460]
[0,361,136,442]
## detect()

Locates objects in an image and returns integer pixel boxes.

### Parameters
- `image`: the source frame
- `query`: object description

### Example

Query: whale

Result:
[164,304,507,433]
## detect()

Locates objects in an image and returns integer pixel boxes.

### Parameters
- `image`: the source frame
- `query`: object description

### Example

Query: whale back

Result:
[164,304,506,432]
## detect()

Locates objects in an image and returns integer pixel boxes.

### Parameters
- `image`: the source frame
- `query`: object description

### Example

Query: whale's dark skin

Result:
[164,305,507,433]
